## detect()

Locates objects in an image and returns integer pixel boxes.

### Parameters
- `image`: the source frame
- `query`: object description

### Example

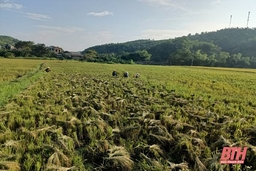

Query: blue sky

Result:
[0,0,255,51]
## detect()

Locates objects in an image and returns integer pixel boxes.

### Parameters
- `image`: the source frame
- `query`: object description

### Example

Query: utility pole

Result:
[229,15,232,28]
[247,11,250,28]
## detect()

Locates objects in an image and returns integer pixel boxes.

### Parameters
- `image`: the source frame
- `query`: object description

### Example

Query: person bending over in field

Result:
[124,71,129,77]
[135,73,140,78]
[112,70,118,77]
[45,67,51,72]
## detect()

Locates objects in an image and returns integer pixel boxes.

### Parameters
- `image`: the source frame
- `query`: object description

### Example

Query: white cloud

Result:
[25,12,52,21]
[138,0,175,7]
[137,0,188,10]
[96,31,112,41]
[212,0,221,5]
[87,11,113,17]
[140,29,190,40]
[138,0,190,12]
[0,0,22,9]
[37,25,84,34]
[0,1,51,21]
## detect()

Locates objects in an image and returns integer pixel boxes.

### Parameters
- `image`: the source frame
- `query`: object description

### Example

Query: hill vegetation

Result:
[82,28,256,68]
[0,36,19,47]
[83,39,165,55]
[0,39,56,58]
[2,28,256,68]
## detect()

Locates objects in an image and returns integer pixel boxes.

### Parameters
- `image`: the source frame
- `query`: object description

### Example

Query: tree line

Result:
[1,28,256,68]
[0,41,57,58]
[82,28,256,68]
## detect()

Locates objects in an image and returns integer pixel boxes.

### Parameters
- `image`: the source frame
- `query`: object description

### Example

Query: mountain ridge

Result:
[83,28,256,56]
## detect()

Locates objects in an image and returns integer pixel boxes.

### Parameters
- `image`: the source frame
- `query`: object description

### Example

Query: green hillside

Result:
[81,28,256,68]
[2,28,256,68]
[83,28,256,57]
[0,35,19,47]
[82,39,166,55]
[188,28,256,57]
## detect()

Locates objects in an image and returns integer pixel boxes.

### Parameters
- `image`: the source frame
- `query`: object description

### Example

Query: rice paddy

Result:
[0,58,255,171]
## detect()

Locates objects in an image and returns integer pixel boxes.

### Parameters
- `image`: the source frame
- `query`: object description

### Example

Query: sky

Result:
[0,0,255,51]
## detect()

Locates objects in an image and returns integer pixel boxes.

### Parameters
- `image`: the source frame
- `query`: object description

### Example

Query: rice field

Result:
[0,58,255,171]
[0,58,46,83]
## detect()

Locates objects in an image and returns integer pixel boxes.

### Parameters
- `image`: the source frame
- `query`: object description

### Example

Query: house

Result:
[48,46,63,54]
[5,44,15,50]
[64,52,83,60]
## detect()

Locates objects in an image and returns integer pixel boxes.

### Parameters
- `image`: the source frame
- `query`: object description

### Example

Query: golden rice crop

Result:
[0,58,256,170]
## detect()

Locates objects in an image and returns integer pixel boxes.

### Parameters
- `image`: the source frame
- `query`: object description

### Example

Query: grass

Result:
[0,60,45,107]
[0,58,256,171]
[0,58,46,83]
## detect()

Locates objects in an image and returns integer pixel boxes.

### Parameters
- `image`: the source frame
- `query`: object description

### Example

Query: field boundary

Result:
[0,63,45,107]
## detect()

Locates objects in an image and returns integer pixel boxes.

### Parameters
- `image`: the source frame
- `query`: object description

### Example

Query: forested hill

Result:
[2,28,256,68]
[82,28,256,68]
[187,28,256,57]
[0,35,19,47]
[83,28,256,56]
[83,39,166,54]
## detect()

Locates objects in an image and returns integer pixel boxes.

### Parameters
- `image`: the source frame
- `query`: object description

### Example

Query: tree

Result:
[22,47,32,57]
[120,50,151,62]
[83,50,98,61]
[31,44,50,57]
[227,53,242,67]
[15,41,34,49]
[206,55,217,66]
[3,51,14,58]
[240,56,250,67]
[148,40,174,62]
[215,52,230,66]
[193,50,207,66]
[168,48,192,65]
[136,50,151,61]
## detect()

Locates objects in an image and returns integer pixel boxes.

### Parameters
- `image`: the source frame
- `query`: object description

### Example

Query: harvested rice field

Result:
[0,58,255,171]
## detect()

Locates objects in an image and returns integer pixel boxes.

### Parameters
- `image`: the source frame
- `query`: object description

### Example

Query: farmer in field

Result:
[124,71,129,77]
[135,73,140,78]
[45,67,51,72]
[112,70,117,77]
